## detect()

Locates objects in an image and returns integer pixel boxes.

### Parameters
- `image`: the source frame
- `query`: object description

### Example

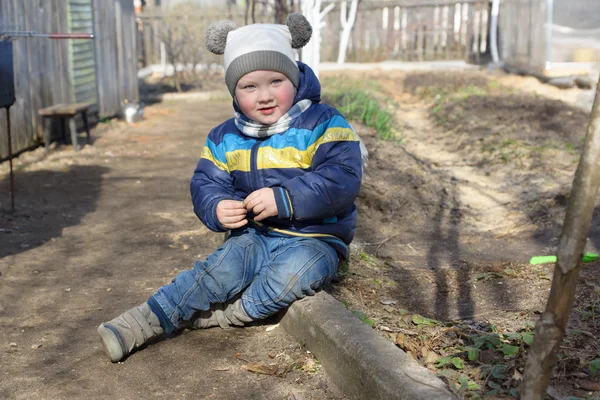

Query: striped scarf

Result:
[234,99,313,138]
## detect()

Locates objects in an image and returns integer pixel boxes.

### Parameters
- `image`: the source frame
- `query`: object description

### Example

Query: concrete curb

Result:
[280,291,456,400]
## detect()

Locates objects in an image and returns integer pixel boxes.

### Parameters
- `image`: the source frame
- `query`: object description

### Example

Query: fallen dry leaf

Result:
[243,362,278,375]
[578,380,600,392]
[425,350,441,364]
[395,332,420,356]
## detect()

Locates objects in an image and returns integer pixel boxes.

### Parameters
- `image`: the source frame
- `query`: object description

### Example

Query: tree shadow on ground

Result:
[0,165,108,259]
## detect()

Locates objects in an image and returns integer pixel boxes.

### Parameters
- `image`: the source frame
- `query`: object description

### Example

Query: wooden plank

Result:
[93,0,119,116]
[424,6,434,61]
[115,0,125,103]
[385,6,395,59]
[39,102,91,116]
[377,8,386,60]
[120,0,139,102]
[416,8,424,61]
[12,0,34,152]
[327,10,339,63]
[400,6,407,60]
[25,0,42,140]
[407,8,416,61]
[455,2,462,59]
[465,2,474,61]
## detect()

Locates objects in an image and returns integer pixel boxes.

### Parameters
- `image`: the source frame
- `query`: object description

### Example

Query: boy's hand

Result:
[216,200,248,229]
[243,188,278,221]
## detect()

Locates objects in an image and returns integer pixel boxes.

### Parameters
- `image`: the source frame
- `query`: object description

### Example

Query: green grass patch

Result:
[321,76,400,141]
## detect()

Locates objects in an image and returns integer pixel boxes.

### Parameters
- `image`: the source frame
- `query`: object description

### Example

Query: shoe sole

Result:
[97,324,125,363]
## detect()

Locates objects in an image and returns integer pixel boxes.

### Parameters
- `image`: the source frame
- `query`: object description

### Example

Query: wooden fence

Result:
[322,0,490,63]
[137,1,490,67]
[0,0,138,161]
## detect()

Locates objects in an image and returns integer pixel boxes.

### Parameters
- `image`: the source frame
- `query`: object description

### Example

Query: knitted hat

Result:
[205,14,312,97]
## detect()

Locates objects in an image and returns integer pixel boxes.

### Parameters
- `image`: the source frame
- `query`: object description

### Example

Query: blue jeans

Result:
[148,227,339,332]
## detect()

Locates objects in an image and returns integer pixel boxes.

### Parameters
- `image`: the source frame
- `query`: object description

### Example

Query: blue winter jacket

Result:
[190,62,362,259]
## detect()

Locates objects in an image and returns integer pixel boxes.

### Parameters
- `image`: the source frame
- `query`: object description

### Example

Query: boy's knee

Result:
[270,242,337,293]
[274,239,338,273]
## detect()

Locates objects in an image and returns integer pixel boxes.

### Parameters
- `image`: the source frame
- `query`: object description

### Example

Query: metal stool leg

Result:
[68,117,79,151]
[60,118,67,144]
[81,111,91,144]
[43,116,52,151]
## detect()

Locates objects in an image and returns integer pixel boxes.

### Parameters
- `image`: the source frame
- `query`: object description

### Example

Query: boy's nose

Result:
[257,88,273,103]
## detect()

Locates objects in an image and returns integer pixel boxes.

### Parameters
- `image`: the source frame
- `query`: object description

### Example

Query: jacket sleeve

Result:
[190,134,236,232]
[273,114,363,221]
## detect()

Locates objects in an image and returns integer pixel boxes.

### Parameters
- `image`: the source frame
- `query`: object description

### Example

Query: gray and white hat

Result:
[205,14,312,97]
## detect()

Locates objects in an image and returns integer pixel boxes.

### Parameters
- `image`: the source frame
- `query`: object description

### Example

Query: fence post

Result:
[520,76,600,398]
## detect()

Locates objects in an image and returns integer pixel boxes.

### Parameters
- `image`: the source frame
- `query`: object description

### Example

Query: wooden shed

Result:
[0,0,139,160]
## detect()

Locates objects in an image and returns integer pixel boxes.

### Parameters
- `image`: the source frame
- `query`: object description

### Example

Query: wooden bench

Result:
[39,102,92,151]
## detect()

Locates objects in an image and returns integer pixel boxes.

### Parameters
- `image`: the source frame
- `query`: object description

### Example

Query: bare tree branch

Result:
[520,75,600,399]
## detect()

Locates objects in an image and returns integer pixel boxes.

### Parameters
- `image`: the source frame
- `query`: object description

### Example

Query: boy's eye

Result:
[272,79,282,85]
[244,85,255,90]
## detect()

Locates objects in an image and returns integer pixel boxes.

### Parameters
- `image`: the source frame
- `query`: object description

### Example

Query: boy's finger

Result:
[254,209,275,221]
[253,211,265,221]
[224,219,248,229]
[223,208,247,216]
[244,197,260,210]
[221,214,245,223]
[223,200,244,209]
[243,190,263,206]
[250,203,266,215]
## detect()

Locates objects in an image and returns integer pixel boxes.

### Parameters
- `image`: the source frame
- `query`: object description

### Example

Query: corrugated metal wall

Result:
[68,0,99,106]
[0,0,138,161]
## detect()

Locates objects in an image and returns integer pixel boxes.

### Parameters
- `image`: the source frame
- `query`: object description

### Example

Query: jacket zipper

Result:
[250,141,261,192]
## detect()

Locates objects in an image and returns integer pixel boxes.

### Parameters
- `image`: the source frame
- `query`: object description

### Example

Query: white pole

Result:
[337,0,358,65]
[489,0,500,63]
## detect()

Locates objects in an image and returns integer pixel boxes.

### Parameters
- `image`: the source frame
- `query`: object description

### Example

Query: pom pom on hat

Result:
[205,20,237,55]
[286,13,312,49]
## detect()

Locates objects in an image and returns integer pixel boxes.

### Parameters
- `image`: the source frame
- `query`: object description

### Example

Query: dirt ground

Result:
[2,68,600,399]
[0,102,343,400]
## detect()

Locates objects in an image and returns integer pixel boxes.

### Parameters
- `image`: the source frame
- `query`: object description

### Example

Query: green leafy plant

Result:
[412,314,439,328]
[352,310,376,327]
[589,359,600,375]
[433,324,535,398]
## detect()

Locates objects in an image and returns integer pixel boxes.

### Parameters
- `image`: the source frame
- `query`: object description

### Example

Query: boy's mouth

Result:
[258,106,276,115]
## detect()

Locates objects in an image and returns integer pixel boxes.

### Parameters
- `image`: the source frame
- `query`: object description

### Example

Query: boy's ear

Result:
[205,20,237,55]
[286,13,312,49]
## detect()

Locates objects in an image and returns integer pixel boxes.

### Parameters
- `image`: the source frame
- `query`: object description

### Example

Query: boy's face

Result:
[235,70,295,125]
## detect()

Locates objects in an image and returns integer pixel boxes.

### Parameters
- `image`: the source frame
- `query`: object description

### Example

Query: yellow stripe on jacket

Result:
[257,127,358,170]
[201,126,359,172]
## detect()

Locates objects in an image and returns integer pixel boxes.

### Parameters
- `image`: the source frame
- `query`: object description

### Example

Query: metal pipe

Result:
[6,106,14,212]
[0,31,94,40]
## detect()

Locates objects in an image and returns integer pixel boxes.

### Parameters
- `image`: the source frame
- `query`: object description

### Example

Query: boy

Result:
[97,13,364,362]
